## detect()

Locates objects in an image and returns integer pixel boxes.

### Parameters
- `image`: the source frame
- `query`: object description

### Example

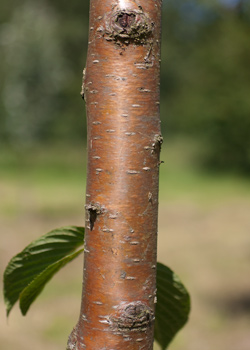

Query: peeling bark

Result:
[68,0,162,349]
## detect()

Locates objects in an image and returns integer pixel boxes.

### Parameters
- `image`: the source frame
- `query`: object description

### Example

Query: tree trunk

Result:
[68,0,162,349]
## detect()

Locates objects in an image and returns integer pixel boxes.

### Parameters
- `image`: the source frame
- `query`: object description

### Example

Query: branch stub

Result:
[104,8,153,44]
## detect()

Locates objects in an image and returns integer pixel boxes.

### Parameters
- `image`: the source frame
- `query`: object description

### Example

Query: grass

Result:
[1,139,250,350]
[1,139,250,215]
[0,143,86,218]
[159,138,250,202]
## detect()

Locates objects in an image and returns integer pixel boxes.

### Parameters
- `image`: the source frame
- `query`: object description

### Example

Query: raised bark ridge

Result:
[69,1,162,349]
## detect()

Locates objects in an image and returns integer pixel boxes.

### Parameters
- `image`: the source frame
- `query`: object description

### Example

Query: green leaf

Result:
[154,262,191,350]
[19,248,83,315]
[4,224,190,350]
[4,226,84,316]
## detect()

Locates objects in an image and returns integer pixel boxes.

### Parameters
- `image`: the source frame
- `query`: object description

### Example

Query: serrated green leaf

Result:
[4,224,190,349]
[154,262,191,350]
[4,226,84,316]
[19,248,84,315]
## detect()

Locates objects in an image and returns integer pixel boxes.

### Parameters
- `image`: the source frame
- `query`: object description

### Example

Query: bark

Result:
[68,0,162,349]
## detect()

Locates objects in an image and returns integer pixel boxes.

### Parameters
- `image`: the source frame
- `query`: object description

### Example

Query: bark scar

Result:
[110,301,154,332]
[117,13,135,29]
[103,7,153,45]
[152,134,163,154]
[85,203,103,231]
[66,324,78,350]
[80,68,86,101]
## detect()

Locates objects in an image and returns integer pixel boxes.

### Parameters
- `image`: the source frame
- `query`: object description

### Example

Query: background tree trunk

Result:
[70,0,162,349]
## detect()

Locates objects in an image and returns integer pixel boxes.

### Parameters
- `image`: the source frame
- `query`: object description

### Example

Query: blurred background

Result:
[1,0,250,349]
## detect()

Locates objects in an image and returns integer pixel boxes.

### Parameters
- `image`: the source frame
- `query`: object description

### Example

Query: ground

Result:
[1,140,250,350]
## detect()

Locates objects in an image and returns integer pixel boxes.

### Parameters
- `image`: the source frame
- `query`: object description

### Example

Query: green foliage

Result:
[19,249,83,315]
[0,2,69,144]
[1,0,250,173]
[155,263,190,350]
[161,0,250,173]
[3,226,190,349]
[3,226,84,316]
[0,0,89,144]
[198,14,250,173]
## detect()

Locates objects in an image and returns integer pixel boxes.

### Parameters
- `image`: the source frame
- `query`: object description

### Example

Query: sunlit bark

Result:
[68,0,162,349]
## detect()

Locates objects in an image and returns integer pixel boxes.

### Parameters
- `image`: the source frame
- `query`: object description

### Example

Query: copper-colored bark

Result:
[69,0,162,349]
